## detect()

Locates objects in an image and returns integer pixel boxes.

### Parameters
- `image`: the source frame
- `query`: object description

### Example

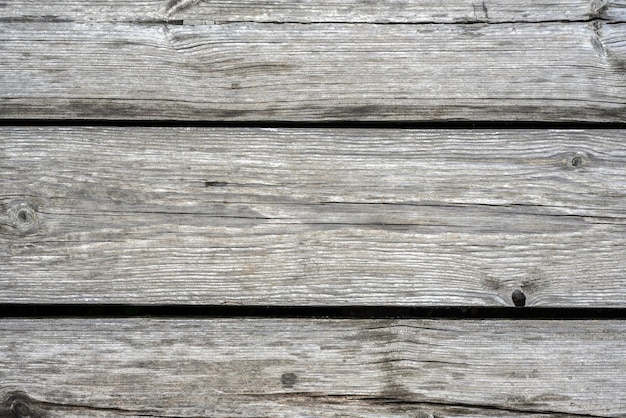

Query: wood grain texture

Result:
[1,127,625,306]
[1,20,624,121]
[1,319,625,417]
[1,0,625,23]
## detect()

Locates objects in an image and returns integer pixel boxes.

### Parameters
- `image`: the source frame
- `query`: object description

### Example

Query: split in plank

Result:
[1,128,625,306]
[1,0,625,23]
[1,319,625,417]
[0,20,624,121]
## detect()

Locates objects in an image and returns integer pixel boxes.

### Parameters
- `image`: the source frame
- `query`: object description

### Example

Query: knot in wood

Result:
[8,201,39,234]
[11,399,33,417]
[571,155,583,168]
[4,391,43,418]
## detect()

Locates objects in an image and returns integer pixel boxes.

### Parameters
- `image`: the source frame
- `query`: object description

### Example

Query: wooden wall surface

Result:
[1,0,625,416]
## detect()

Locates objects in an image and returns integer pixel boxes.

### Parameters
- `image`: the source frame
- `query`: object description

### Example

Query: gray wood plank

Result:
[1,319,624,417]
[1,20,624,121]
[1,127,624,306]
[2,0,625,23]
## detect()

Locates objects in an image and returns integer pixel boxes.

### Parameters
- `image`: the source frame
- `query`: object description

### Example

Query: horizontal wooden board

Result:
[1,319,625,417]
[1,127,625,306]
[2,0,625,23]
[0,21,624,121]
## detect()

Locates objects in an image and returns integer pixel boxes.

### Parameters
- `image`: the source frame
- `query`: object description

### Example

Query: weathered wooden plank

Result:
[1,21,624,121]
[1,127,624,306]
[1,319,624,417]
[2,0,625,23]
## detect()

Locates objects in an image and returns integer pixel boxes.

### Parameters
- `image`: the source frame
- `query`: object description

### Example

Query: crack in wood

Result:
[1,391,160,417]
[241,392,613,417]
[3,389,611,418]
[0,15,622,26]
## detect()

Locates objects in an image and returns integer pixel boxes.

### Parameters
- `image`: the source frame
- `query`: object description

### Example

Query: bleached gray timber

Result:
[0,7,624,121]
[1,319,624,417]
[1,127,624,306]
[1,0,625,23]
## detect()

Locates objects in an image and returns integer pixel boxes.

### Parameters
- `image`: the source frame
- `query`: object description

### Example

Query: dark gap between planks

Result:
[1,305,625,319]
[1,119,626,129]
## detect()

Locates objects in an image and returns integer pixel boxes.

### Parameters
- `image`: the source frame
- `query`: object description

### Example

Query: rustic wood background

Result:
[1,0,625,416]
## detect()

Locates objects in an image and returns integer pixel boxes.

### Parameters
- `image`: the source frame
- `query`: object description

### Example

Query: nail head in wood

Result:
[280,372,297,388]
[512,289,527,307]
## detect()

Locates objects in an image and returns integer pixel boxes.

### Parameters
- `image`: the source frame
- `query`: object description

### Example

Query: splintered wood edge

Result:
[0,318,624,417]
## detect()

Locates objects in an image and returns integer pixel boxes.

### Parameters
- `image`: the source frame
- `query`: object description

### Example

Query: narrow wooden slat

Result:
[1,319,624,417]
[164,0,626,23]
[1,127,624,306]
[1,20,624,121]
[2,0,625,23]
